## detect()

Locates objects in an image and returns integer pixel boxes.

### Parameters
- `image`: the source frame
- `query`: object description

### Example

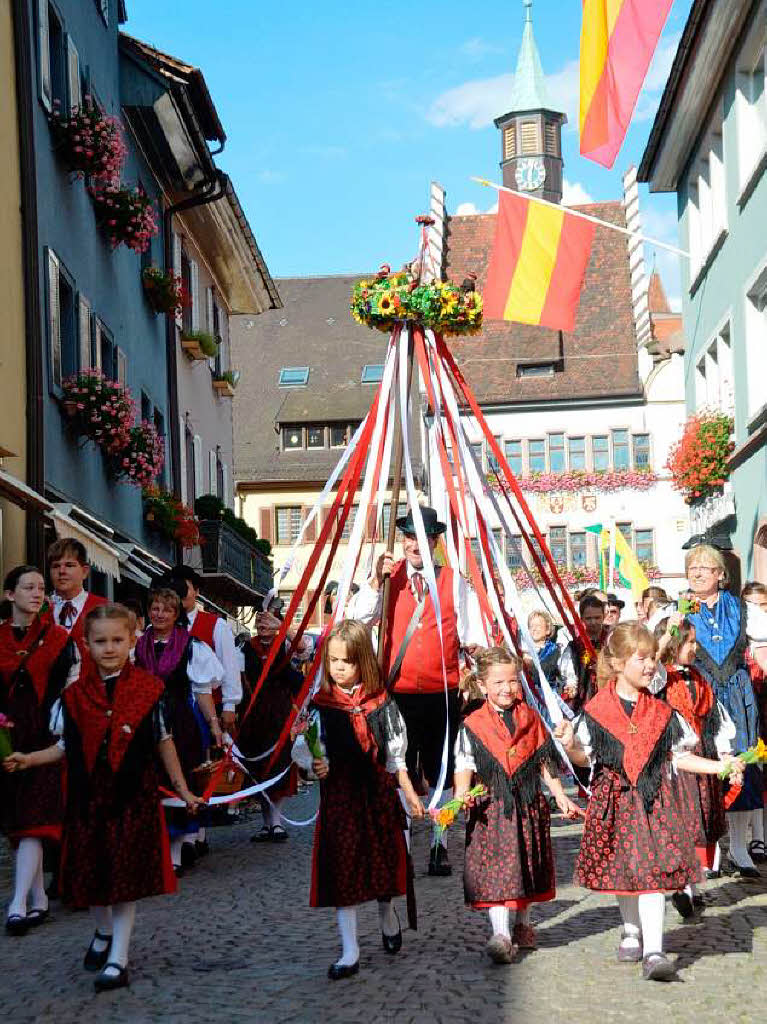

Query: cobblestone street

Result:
[2,787,767,1023]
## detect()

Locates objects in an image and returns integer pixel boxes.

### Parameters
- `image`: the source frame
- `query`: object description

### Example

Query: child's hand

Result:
[313,757,329,779]
[3,752,30,773]
[209,719,224,748]
[554,720,575,749]
[181,790,206,814]
[405,792,425,819]
[721,754,744,785]
[556,793,585,820]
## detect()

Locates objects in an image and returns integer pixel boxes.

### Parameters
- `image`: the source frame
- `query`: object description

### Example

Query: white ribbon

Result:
[161,765,290,808]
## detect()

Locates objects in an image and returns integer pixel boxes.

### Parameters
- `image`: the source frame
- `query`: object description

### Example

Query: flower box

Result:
[181,330,218,361]
[49,98,126,183]
[666,413,734,505]
[142,267,189,316]
[143,487,200,547]
[180,336,207,360]
[212,379,235,397]
[88,183,158,252]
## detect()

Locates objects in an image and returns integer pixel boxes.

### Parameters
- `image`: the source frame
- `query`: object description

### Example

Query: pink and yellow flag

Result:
[580,0,673,168]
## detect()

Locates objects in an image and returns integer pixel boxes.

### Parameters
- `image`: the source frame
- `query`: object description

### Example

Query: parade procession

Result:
[2,0,767,1021]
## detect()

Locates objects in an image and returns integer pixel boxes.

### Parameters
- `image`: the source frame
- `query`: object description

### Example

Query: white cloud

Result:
[562,179,593,206]
[453,199,498,216]
[459,37,505,61]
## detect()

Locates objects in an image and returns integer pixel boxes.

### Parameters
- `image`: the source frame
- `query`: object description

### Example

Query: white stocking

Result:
[728,810,756,868]
[751,808,765,845]
[637,892,665,956]
[196,826,206,843]
[100,902,136,976]
[335,907,359,966]
[268,800,284,829]
[378,899,398,936]
[9,838,44,917]
[30,845,47,909]
[488,906,511,939]
[615,895,641,949]
[170,837,183,867]
[712,841,721,872]
[90,905,113,953]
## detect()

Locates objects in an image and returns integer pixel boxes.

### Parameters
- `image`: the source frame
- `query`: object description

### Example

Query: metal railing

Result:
[198,519,272,595]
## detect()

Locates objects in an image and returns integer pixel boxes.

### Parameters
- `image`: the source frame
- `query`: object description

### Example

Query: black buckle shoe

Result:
[5,914,29,936]
[428,843,452,877]
[84,930,112,972]
[381,908,402,954]
[722,856,760,879]
[328,960,359,981]
[671,891,694,920]
[94,962,129,993]
[749,840,766,864]
[180,842,197,868]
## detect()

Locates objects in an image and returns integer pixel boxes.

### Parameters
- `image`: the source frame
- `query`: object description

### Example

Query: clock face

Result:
[515,157,546,192]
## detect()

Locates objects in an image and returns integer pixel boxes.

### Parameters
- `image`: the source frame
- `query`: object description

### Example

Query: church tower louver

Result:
[493,0,566,205]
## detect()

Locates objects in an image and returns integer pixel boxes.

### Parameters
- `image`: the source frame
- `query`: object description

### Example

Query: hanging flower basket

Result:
[351,270,483,336]
[88,182,158,252]
[142,266,190,316]
[49,97,127,183]
[666,412,734,504]
[109,422,165,488]
[61,370,135,454]
[143,487,201,548]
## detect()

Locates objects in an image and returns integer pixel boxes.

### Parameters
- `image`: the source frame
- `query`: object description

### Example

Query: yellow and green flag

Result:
[585,523,649,598]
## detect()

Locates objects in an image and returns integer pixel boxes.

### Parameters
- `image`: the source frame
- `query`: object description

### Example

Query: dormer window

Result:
[361,364,384,384]
[279,366,309,387]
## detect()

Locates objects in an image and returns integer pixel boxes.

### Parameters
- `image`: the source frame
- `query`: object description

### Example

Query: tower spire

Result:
[508,0,555,114]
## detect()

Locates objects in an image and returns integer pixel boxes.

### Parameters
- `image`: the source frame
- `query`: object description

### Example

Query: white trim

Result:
[38,0,51,111]
[208,449,217,496]
[179,416,188,505]
[47,249,61,388]
[190,258,200,331]
[78,294,91,370]
[222,463,230,509]
[66,35,81,114]
[193,434,203,499]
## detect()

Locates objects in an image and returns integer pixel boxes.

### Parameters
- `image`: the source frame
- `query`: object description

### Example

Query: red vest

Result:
[382,561,460,694]
[190,609,218,649]
[46,592,107,658]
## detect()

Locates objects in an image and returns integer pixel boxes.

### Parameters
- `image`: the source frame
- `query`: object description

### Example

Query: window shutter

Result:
[259,507,273,544]
[303,506,317,544]
[67,36,81,113]
[190,259,200,331]
[222,463,230,508]
[38,0,51,111]
[179,417,188,504]
[520,121,539,154]
[100,0,109,24]
[116,348,127,386]
[93,320,103,372]
[47,249,61,387]
[503,126,516,160]
[78,295,91,370]
[206,286,215,333]
[193,435,203,499]
[208,450,217,495]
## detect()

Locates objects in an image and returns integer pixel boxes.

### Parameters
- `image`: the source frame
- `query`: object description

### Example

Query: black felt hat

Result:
[682,532,733,552]
[606,593,625,609]
[395,506,446,537]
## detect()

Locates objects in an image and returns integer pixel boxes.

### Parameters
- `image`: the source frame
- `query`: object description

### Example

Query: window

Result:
[382,502,407,539]
[306,425,325,449]
[687,107,726,277]
[217,452,225,498]
[282,425,303,450]
[548,433,565,473]
[39,2,66,112]
[612,429,629,470]
[735,19,767,191]
[185,427,196,505]
[745,269,767,419]
[506,535,523,570]
[180,248,192,334]
[280,591,305,621]
[517,362,555,378]
[635,530,654,564]
[488,438,501,473]
[96,319,115,379]
[66,36,80,114]
[504,440,522,476]
[617,522,632,546]
[78,294,92,371]
[208,450,217,495]
[276,506,302,545]
[330,424,348,448]
[528,439,545,473]
[632,434,651,469]
[592,435,609,471]
[568,437,586,471]
[549,526,567,566]
[694,323,737,416]
[469,442,483,469]
[361,364,384,384]
[530,537,544,567]
[141,392,152,423]
[278,367,309,387]
[339,504,359,541]
[570,532,587,568]
[46,249,76,390]
[544,119,560,158]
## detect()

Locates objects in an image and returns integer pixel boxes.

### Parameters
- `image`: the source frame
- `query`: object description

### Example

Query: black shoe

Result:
[722,856,760,879]
[642,953,677,981]
[180,842,197,868]
[381,908,402,954]
[45,876,59,901]
[94,962,129,993]
[173,865,184,878]
[270,825,289,843]
[428,843,452,877]
[250,826,272,843]
[195,839,210,858]
[327,960,359,981]
[671,891,694,920]
[703,868,721,880]
[5,914,29,936]
[26,907,49,928]
[749,840,766,864]
[84,930,112,972]
[692,893,705,910]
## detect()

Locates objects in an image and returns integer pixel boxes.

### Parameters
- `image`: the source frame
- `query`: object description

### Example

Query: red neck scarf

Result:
[584,680,672,786]
[313,683,389,756]
[0,617,69,704]
[63,660,164,775]
[463,698,547,778]
[664,667,714,739]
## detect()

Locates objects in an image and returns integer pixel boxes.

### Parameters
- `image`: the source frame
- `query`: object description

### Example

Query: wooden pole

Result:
[378,327,415,669]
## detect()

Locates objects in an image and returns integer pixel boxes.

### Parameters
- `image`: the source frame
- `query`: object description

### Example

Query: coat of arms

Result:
[581,494,597,513]
[549,495,564,515]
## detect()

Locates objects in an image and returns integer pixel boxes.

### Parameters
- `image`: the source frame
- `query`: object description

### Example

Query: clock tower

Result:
[494,0,566,205]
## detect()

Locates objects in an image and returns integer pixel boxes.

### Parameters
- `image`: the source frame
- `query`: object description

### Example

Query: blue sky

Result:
[125,0,693,305]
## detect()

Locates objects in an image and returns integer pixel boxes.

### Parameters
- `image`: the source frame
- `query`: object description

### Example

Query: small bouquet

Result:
[292,714,324,762]
[677,598,700,616]
[0,713,14,761]
[429,784,487,838]
[719,739,767,808]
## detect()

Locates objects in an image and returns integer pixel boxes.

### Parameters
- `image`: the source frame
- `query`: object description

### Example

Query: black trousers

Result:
[393,689,460,790]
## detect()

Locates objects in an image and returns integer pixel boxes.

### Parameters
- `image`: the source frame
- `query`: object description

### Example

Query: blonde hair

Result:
[528,609,555,636]
[596,622,657,688]
[322,619,381,696]
[653,616,695,666]
[148,587,181,617]
[685,544,727,584]
[84,602,134,638]
[463,645,521,698]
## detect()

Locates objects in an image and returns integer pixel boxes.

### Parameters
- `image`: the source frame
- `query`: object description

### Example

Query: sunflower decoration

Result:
[351,267,483,336]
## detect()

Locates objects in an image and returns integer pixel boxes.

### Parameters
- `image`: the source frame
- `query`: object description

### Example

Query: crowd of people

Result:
[1,516,767,993]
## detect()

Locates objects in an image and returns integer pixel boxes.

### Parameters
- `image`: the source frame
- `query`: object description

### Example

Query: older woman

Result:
[527,610,563,692]
[685,545,767,876]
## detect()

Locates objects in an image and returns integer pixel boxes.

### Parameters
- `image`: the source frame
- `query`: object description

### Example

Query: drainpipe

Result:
[12,0,45,565]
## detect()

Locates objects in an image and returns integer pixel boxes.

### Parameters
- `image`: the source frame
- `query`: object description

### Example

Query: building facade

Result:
[639,0,767,582]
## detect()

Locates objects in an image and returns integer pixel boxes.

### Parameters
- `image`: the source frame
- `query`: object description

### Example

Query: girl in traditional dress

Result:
[0,565,78,934]
[293,619,424,980]
[555,623,744,981]
[454,646,581,964]
[742,581,767,864]
[134,586,223,874]
[684,545,767,876]
[654,615,734,917]
[3,604,202,992]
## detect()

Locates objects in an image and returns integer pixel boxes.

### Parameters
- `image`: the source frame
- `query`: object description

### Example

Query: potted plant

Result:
[61,369,135,453]
[88,182,158,252]
[49,96,126,183]
[212,369,240,397]
[666,412,734,504]
[143,487,201,548]
[142,266,190,316]
[180,330,218,360]
[109,421,165,488]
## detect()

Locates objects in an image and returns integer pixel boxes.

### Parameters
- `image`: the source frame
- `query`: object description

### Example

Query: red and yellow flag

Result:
[580,0,673,168]
[483,191,595,332]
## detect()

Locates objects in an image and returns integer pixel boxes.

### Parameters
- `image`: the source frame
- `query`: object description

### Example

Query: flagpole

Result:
[471,177,690,259]
[608,518,617,592]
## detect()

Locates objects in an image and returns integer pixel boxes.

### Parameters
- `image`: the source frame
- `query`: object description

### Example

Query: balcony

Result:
[197,519,273,607]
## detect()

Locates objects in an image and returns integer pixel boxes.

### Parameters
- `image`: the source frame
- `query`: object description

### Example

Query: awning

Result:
[0,470,52,513]
[49,505,122,580]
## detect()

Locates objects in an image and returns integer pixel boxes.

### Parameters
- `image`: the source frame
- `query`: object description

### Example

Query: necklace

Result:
[701,593,724,644]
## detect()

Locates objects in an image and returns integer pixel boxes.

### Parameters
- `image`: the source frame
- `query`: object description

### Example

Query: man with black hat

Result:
[603,593,625,628]
[352,505,484,877]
